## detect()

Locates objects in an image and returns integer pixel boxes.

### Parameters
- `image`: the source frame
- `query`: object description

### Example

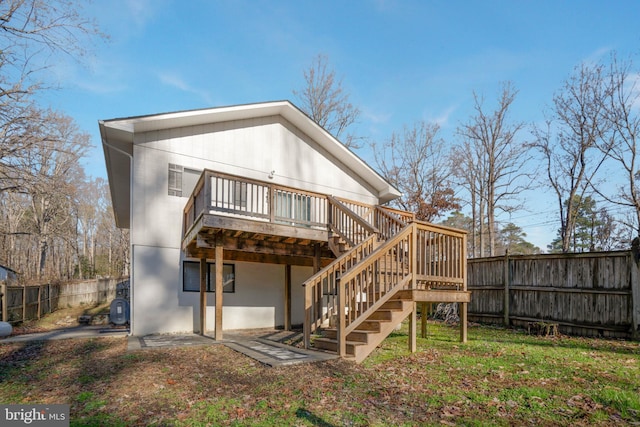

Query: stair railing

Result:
[335,223,414,356]
[327,196,378,248]
[374,206,410,240]
[303,200,414,349]
[303,234,378,348]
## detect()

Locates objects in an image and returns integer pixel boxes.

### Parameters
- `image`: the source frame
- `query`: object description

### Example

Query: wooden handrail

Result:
[304,220,467,356]
[303,234,377,348]
[328,196,378,247]
[374,206,408,240]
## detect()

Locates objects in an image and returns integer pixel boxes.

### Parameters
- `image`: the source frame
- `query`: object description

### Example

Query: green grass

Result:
[362,322,640,425]
[1,319,638,426]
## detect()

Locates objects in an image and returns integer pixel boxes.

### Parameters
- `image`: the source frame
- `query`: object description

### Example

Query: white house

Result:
[100,100,469,361]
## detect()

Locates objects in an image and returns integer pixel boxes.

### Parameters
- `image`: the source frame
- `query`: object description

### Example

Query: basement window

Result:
[182,261,235,293]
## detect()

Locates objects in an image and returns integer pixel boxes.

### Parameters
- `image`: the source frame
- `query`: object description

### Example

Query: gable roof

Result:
[99,100,401,228]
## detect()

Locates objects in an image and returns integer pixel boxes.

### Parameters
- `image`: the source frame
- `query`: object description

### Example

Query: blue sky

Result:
[36,0,640,250]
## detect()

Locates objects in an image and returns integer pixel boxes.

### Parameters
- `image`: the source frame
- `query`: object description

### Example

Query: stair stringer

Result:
[352,297,414,363]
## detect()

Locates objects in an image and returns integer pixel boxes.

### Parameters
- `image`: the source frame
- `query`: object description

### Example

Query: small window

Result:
[182,261,235,293]
[168,164,202,197]
[168,164,183,196]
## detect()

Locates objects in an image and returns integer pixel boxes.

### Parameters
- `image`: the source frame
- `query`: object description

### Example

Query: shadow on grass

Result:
[0,340,49,385]
[296,408,337,427]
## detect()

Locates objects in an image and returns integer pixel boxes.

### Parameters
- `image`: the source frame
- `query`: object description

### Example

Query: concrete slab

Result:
[223,338,337,367]
[1,326,337,367]
[127,333,219,351]
[127,329,337,366]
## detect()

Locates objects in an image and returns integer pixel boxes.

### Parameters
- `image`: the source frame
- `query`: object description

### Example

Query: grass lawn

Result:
[0,318,638,426]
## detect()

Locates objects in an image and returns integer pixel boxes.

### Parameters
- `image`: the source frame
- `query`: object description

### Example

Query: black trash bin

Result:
[109,298,130,326]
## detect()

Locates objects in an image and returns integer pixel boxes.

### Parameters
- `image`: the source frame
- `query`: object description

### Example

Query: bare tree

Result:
[455,82,531,256]
[594,54,640,236]
[94,179,130,277]
[0,0,103,94]
[0,0,104,195]
[532,63,612,252]
[373,121,459,222]
[293,54,361,148]
[13,109,89,278]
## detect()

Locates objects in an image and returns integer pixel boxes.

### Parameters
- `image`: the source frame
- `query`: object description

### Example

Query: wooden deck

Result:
[182,169,470,361]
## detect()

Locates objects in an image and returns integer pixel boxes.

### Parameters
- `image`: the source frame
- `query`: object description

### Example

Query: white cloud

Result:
[362,108,392,125]
[583,46,613,66]
[427,105,457,127]
[157,71,214,105]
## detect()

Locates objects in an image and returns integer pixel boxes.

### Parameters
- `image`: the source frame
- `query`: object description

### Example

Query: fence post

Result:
[22,286,26,322]
[504,250,510,326]
[37,285,42,320]
[1,282,6,322]
[630,251,640,340]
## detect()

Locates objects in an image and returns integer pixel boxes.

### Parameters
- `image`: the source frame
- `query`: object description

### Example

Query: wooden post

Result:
[460,233,469,343]
[630,252,640,340]
[22,287,26,323]
[214,241,224,340]
[268,184,275,223]
[459,302,468,343]
[337,276,346,357]
[409,301,417,353]
[303,283,311,349]
[504,250,510,326]
[284,265,291,331]
[313,244,321,273]
[1,282,7,322]
[421,302,427,338]
[199,258,207,335]
[409,225,417,351]
[37,285,42,320]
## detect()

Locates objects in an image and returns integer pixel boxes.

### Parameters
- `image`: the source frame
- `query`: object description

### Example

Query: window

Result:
[233,181,248,209]
[275,190,312,224]
[168,164,202,197]
[182,261,235,293]
[168,164,183,196]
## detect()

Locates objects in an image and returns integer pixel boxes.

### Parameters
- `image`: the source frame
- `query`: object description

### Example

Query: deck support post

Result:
[199,258,207,335]
[409,223,418,353]
[409,301,417,353]
[214,239,224,340]
[284,264,291,331]
[459,302,468,343]
[421,302,428,338]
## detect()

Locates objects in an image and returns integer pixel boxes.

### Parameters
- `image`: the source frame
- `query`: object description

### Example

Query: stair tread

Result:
[322,327,378,334]
[314,337,366,346]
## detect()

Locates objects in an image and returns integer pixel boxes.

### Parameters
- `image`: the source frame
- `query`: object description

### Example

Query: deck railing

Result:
[183,170,330,236]
[303,221,467,356]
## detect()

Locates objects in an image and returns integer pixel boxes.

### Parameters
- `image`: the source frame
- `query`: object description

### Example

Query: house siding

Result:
[128,115,379,335]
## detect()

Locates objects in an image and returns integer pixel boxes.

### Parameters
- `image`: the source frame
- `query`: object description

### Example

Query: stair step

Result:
[313,337,364,355]
[322,328,377,343]
[381,300,406,310]
[358,320,382,332]
[369,309,395,321]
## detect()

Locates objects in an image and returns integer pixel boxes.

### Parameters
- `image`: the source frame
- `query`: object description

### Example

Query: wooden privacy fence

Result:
[467,251,640,339]
[0,278,126,324]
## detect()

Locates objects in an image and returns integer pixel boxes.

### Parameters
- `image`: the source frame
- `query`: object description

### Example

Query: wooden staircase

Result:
[303,199,469,363]
[313,292,414,362]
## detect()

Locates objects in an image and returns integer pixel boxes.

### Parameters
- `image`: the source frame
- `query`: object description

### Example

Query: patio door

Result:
[274,190,312,226]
